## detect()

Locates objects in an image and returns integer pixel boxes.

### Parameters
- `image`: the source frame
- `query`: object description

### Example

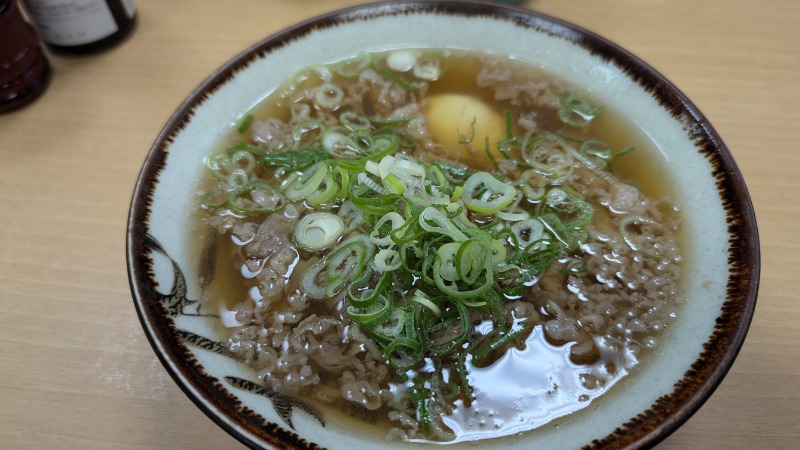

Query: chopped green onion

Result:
[454,239,492,284]
[339,111,372,131]
[578,139,612,169]
[386,50,418,72]
[372,308,406,341]
[306,173,339,206]
[473,321,532,365]
[301,234,375,299]
[504,109,514,139]
[520,169,547,200]
[511,219,545,250]
[413,57,442,80]
[370,212,406,246]
[237,114,254,133]
[420,296,469,356]
[370,116,413,127]
[496,210,530,221]
[335,53,371,78]
[374,248,402,272]
[457,117,477,145]
[259,147,332,170]
[315,83,344,109]
[419,207,468,242]
[538,213,576,250]
[322,129,361,155]
[348,293,393,326]
[432,256,492,303]
[385,336,423,370]
[460,172,516,214]
[293,212,344,252]
[285,161,329,201]
[292,120,326,144]
[410,290,441,317]
[435,242,461,282]
[348,269,389,308]
[201,189,231,209]
[520,133,574,178]
[227,182,287,215]
[558,93,602,127]
[372,59,420,93]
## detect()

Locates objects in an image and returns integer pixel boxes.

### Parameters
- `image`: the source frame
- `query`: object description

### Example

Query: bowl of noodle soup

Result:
[127,1,759,449]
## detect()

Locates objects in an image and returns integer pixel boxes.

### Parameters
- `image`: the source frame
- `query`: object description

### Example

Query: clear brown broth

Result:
[193,49,685,444]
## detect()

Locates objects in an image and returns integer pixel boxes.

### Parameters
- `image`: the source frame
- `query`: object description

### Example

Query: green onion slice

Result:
[201,188,232,210]
[306,173,339,206]
[432,257,491,304]
[558,93,602,127]
[511,219,545,250]
[285,161,329,201]
[520,134,574,178]
[315,83,344,109]
[335,53,371,78]
[419,207,468,242]
[301,234,375,299]
[372,308,406,342]
[374,248,402,272]
[347,269,389,308]
[227,182,287,215]
[460,172,516,214]
[259,147,332,170]
[347,293,393,326]
[420,296,470,356]
[237,114,254,133]
[370,212,405,246]
[293,212,344,252]
[473,321,533,365]
[292,120,326,145]
[385,336,423,370]
[339,111,372,131]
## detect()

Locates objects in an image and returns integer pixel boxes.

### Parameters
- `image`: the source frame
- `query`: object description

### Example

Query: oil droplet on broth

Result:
[437,326,630,442]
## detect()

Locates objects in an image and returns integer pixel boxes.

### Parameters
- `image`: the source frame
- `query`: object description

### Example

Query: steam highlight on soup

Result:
[197,49,683,443]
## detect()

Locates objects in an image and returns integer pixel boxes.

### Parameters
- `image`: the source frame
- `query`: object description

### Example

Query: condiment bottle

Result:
[0,0,51,114]
[19,0,137,56]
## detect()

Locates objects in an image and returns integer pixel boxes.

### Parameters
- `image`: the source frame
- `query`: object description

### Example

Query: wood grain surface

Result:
[1,1,797,448]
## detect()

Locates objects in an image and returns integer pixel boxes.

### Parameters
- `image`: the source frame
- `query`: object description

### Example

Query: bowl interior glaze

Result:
[127,2,759,449]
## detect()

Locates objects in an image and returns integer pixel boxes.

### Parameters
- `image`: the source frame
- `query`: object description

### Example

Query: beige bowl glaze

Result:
[127,2,759,449]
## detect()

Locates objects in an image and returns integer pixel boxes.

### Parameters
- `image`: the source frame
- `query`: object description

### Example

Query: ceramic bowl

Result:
[127,1,759,448]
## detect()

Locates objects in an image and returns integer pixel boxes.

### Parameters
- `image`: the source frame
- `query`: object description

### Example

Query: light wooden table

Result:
[1,1,797,448]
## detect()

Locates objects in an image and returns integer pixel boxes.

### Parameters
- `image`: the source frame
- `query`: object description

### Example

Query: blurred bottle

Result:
[19,0,137,56]
[0,0,51,113]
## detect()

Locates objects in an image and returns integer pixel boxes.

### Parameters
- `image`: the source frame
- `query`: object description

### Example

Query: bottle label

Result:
[22,0,119,46]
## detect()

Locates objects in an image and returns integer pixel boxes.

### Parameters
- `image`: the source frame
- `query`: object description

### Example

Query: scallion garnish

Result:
[200,65,638,439]
[293,212,344,252]
[237,114,254,133]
